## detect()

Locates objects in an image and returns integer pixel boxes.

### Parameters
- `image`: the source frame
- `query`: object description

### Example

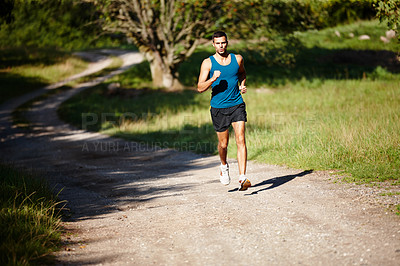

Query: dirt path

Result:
[0,50,399,265]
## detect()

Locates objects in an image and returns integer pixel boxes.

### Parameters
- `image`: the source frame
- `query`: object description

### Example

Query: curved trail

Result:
[0,51,399,265]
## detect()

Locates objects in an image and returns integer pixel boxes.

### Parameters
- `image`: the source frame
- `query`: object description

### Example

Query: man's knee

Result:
[236,139,246,149]
[219,141,228,150]
[235,132,246,145]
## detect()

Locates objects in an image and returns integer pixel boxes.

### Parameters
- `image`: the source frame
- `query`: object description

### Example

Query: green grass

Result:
[242,78,400,182]
[379,192,400,196]
[0,164,63,265]
[0,47,88,104]
[108,61,153,89]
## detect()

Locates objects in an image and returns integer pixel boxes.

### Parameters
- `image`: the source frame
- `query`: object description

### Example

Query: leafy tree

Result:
[95,0,229,90]
[375,0,400,40]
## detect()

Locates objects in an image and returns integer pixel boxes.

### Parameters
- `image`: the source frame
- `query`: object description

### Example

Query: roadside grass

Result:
[0,164,63,265]
[0,47,88,104]
[242,78,400,183]
[108,61,153,89]
[58,20,400,183]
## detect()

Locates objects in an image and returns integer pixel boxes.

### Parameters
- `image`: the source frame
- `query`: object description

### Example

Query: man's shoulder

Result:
[201,57,212,68]
[233,54,243,62]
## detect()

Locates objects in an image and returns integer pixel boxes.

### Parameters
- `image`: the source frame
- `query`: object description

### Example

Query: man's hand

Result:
[239,85,247,94]
[212,70,221,81]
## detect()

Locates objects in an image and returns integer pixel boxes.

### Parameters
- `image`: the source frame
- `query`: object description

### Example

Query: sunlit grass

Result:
[9,57,87,84]
[240,78,400,182]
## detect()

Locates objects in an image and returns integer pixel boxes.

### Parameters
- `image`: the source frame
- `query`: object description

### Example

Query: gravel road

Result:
[0,50,399,265]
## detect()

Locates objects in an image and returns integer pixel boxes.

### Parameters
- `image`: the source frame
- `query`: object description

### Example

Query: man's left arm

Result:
[237,54,247,94]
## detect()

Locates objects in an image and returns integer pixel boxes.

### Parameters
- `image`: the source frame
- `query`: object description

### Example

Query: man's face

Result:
[213,36,228,55]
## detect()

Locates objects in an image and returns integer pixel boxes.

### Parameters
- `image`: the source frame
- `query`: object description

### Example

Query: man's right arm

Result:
[197,58,220,93]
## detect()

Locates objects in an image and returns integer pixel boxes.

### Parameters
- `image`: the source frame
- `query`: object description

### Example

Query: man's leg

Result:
[232,121,247,175]
[232,121,250,190]
[216,129,230,185]
[216,129,229,165]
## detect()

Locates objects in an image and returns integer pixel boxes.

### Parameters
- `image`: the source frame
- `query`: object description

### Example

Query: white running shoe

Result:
[220,163,230,185]
[238,175,251,191]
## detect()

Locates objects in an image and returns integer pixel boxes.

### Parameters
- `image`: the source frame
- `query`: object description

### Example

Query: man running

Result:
[197,31,251,191]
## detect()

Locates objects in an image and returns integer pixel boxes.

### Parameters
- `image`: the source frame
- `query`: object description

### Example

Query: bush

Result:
[241,34,302,67]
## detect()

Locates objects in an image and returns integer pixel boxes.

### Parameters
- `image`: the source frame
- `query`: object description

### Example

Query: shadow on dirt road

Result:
[244,170,314,195]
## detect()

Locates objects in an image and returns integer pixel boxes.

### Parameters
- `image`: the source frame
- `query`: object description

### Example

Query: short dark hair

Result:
[212,31,228,42]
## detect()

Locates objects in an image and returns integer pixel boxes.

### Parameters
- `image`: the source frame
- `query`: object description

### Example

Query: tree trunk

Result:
[140,47,183,91]
[149,60,183,91]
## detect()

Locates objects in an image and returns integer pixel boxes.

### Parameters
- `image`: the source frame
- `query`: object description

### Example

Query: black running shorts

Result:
[210,103,247,132]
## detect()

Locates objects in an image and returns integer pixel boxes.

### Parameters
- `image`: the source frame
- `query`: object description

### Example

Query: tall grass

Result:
[241,78,400,182]
[0,164,63,265]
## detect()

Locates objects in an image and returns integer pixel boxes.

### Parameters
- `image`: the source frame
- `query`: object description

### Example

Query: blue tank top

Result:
[209,53,244,108]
